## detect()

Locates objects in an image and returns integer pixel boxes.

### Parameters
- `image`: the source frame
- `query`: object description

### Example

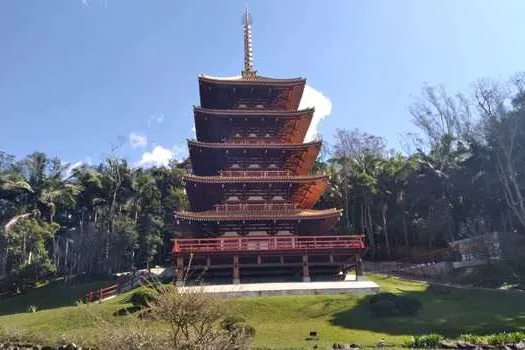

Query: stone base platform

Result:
[180,280,379,298]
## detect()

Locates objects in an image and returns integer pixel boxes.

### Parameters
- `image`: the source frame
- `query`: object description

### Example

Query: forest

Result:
[1,73,525,289]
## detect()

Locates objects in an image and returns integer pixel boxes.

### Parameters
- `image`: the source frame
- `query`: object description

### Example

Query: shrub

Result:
[459,334,484,344]
[409,333,445,348]
[368,293,422,317]
[220,315,256,339]
[130,288,155,308]
[93,285,254,350]
[486,331,525,345]
[148,286,254,349]
[26,305,37,313]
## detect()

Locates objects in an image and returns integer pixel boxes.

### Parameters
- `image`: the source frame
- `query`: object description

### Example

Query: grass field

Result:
[1,274,525,349]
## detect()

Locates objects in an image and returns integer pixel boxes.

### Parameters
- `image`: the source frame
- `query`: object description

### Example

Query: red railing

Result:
[219,170,291,177]
[215,203,296,212]
[224,139,280,145]
[85,283,120,303]
[172,235,365,254]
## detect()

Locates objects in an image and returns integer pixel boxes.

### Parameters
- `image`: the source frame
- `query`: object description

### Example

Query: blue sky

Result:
[1,0,524,167]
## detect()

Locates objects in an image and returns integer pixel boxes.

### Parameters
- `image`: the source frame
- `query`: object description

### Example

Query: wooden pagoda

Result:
[172,10,364,284]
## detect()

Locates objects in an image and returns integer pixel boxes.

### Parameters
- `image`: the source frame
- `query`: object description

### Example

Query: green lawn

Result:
[1,274,525,349]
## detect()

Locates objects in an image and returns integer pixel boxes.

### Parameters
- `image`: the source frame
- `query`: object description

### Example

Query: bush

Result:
[26,305,37,313]
[459,334,484,344]
[486,331,525,345]
[130,288,155,308]
[220,315,256,339]
[93,285,254,350]
[409,333,445,348]
[368,293,422,317]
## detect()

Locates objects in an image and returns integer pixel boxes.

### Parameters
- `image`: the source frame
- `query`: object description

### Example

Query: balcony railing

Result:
[215,203,296,212]
[172,235,365,254]
[219,170,291,177]
[223,139,280,145]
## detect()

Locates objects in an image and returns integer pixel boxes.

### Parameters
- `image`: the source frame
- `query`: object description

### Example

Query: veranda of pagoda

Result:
[172,10,365,285]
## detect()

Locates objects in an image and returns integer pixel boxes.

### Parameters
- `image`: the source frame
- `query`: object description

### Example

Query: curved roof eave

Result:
[193,106,315,117]
[174,208,342,222]
[184,174,328,184]
[198,74,306,85]
[187,139,321,150]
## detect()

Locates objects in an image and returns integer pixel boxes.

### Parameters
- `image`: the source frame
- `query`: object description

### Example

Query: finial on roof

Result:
[242,7,256,79]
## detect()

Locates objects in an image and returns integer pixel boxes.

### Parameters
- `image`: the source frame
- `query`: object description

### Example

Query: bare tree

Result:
[475,75,525,229]
[410,84,474,149]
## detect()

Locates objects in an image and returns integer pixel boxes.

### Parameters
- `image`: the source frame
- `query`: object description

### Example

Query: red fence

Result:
[172,235,365,254]
[85,283,120,303]
[215,203,296,212]
[223,139,280,145]
[219,170,291,177]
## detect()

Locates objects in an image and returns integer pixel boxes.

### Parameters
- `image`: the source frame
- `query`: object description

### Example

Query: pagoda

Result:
[172,10,365,285]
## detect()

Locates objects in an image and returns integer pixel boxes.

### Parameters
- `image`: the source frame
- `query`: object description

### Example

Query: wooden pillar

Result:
[356,254,364,281]
[302,255,310,282]
[206,256,211,268]
[280,256,284,265]
[233,255,240,284]
[175,256,184,287]
[257,255,262,265]
[329,254,334,263]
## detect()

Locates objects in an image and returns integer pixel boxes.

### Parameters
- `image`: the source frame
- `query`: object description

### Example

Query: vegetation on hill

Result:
[2,73,525,289]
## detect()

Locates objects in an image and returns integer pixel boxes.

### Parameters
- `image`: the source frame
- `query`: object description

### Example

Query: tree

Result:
[476,76,525,229]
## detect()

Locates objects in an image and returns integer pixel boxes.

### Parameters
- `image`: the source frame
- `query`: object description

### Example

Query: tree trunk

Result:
[344,182,350,230]
[402,214,409,246]
[0,236,8,279]
[366,201,374,247]
[360,201,365,233]
[382,203,390,259]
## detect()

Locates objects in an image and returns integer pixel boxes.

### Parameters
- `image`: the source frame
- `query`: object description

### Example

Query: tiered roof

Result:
[188,140,321,176]
[185,174,329,211]
[174,11,341,237]
[193,107,314,144]
[198,75,306,110]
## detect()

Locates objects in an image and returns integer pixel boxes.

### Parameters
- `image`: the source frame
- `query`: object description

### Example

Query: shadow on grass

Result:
[0,278,112,316]
[113,305,142,316]
[330,282,525,338]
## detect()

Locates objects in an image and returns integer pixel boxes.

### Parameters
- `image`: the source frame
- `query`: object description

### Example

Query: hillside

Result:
[1,275,524,349]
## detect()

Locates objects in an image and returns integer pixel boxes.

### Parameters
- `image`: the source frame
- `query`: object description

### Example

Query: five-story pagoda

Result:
[173,10,364,285]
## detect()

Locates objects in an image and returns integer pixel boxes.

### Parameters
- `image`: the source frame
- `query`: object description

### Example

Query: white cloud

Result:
[148,114,165,126]
[129,132,147,149]
[81,0,89,6]
[138,146,173,167]
[137,144,188,168]
[191,123,196,134]
[298,85,333,142]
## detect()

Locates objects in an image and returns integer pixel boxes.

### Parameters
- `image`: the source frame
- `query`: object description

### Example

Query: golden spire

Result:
[242,8,256,79]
